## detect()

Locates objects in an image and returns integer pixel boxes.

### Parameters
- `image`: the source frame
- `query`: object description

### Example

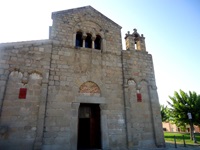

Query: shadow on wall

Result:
[0,125,9,139]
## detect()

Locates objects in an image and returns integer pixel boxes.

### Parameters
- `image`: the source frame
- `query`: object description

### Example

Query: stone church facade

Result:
[0,6,165,150]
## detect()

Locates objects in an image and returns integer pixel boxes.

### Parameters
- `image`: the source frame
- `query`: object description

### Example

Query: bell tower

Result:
[125,28,146,51]
[122,28,165,148]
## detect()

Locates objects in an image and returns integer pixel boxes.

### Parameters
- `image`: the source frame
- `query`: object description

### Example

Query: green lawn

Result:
[164,132,200,145]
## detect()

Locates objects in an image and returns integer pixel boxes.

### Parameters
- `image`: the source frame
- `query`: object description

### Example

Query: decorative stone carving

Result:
[79,81,100,96]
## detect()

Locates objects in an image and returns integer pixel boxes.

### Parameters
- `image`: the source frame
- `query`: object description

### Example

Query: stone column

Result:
[70,102,80,150]
[140,35,146,51]
[82,33,87,48]
[73,33,76,46]
[33,83,48,150]
[125,32,135,50]
[102,38,106,51]
[99,104,109,150]
[92,36,96,49]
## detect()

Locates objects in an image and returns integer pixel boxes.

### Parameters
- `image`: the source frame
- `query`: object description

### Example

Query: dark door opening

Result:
[78,103,101,149]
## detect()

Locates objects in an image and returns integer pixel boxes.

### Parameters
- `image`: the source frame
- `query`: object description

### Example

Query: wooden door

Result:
[90,104,101,148]
[78,104,101,149]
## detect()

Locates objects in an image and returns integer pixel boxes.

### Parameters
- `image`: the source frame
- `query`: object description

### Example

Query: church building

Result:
[0,6,165,150]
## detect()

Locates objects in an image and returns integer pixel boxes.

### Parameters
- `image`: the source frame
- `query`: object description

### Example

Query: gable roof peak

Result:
[52,6,121,28]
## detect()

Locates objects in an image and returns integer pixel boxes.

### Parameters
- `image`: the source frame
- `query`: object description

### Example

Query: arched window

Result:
[76,32,83,47]
[95,35,101,50]
[85,33,92,48]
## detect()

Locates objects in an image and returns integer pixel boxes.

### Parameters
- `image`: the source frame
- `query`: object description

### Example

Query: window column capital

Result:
[91,36,96,41]
[92,33,96,40]
[82,33,87,40]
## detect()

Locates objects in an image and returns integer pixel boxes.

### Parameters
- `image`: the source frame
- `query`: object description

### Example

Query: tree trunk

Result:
[190,121,197,143]
[189,120,194,140]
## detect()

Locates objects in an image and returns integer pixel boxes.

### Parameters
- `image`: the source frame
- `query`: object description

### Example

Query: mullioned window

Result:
[75,31,101,50]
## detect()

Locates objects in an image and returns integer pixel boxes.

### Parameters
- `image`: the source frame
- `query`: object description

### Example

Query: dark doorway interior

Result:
[78,103,101,149]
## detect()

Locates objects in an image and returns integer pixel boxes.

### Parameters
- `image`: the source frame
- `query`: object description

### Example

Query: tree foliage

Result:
[167,90,200,126]
[167,90,200,141]
[160,105,170,122]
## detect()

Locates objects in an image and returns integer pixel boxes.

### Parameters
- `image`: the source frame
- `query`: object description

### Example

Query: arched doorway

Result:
[77,103,101,149]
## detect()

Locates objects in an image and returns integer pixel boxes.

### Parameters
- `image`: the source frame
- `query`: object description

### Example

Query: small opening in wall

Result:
[95,35,101,50]
[76,32,83,47]
[85,33,92,48]
[134,41,137,50]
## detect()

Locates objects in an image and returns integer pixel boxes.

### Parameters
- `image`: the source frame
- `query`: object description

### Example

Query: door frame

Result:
[69,95,109,150]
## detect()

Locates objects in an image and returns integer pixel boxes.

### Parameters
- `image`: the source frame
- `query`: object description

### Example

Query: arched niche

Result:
[7,71,24,88]
[9,71,23,81]
[29,72,42,85]
[127,79,137,103]
[128,79,136,86]
[29,72,42,80]
[74,21,102,36]
[138,80,149,102]
[79,81,101,96]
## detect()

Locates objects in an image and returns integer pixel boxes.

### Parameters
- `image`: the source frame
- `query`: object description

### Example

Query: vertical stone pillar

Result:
[82,40,85,48]
[0,84,6,114]
[0,52,9,118]
[33,83,48,150]
[124,84,133,149]
[70,102,80,150]
[0,74,8,117]
[73,33,76,46]
[82,33,87,48]
[125,31,135,50]
[92,36,96,49]
[99,104,109,149]
[148,85,165,147]
[140,35,146,51]
[102,38,106,51]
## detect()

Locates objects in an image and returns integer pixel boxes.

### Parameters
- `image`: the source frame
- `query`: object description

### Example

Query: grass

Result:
[164,132,200,145]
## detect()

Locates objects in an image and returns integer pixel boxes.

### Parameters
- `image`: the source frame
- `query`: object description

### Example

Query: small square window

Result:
[19,88,27,99]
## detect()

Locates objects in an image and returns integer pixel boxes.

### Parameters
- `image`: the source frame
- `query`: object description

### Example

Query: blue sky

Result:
[0,0,200,105]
